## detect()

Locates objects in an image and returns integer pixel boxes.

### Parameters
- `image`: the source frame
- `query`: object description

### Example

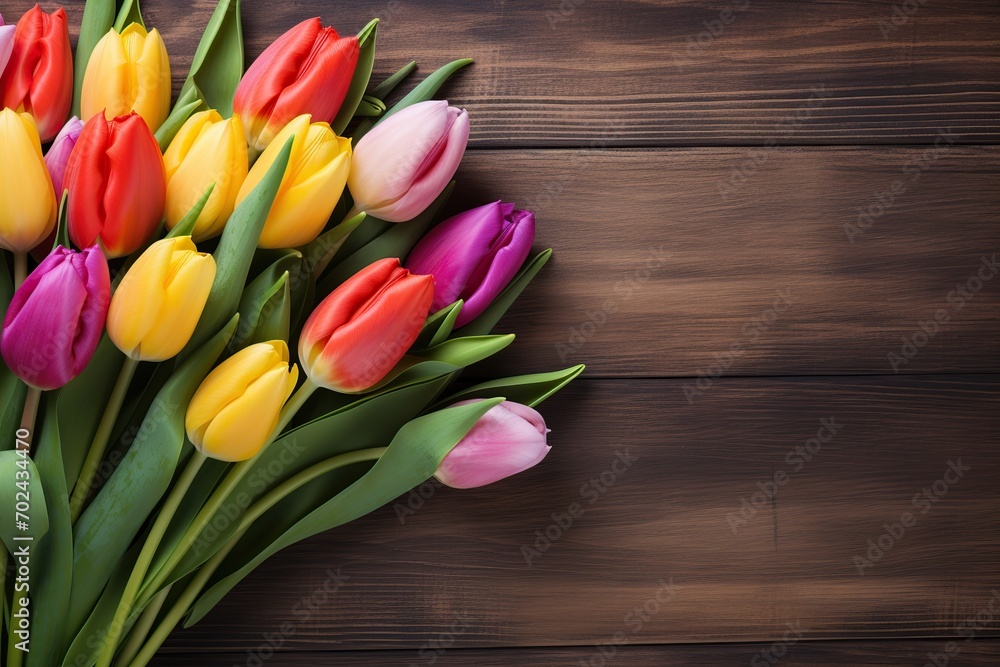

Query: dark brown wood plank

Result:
[151,639,1000,666]
[39,0,1000,147]
[449,147,1000,377]
[163,376,1000,651]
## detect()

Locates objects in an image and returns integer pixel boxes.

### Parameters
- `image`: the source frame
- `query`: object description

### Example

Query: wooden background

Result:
[19,0,1000,664]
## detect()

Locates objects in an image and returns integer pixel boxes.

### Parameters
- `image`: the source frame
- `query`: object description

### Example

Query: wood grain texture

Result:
[160,377,1000,652]
[42,0,1000,147]
[151,639,1000,666]
[452,147,1000,377]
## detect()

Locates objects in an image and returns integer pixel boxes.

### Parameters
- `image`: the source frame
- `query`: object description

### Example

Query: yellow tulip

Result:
[163,110,248,241]
[235,114,351,249]
[81,23,170,131]
[107,236,216,361]
[185,341,299,462]
[0,109,56,252]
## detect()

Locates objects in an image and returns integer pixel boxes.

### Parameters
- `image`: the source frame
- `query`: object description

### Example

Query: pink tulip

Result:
[1,245,110,390]
[44,115,83,198]
[0,14,14,79]
[406,201,535,327]
[435,400,551,489]
[348,100,469,222]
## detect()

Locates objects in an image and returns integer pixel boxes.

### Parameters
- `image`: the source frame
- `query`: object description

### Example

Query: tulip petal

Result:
[136,250,216,360]
[107,236,173,356]
[44,115,83,198]
[65,116,111,249]
[81,28,129,122]
[0,109,56,251]
[458,210,535,327]
[268,31,358,132]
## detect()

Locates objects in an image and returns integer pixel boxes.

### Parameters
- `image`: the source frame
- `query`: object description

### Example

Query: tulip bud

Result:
[348,100,469,223]
[0,5,72,142]
[235,114,351,249]
[0,108,56,252]
[435,400,551,489]
[407,201,535,327]
[1,245,110,390]
[164,110,248,241]
[65,112,166,258]
[107,237,217,361]
[299,258,433,393]
[0,14,15,79]
[234,18,359,155]
[81,24,171,132]
[185,341,299,462]
[45,115,84,199]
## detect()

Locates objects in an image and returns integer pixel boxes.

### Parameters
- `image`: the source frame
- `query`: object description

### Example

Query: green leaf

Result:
[331,19,377,135]
[354,95,386,117]
[233,271,290,352]
[29,397,73,666]
[177,0,244,117]
[63,541,141,667]
[415,300,463,349]
[0,451,48,550]
[460,249,552,336]
[299,212,365,282]
[147,373,454,603]
[369,60,417,101]
[155,92,202,152]
[53,190,70,249]
[56,336,123,486]
[437,365,585,409]
[416,334,514,367]
[352,58,472,141]
[68,316,238,635]
[182,136,292,356]
[186,398,502,624]
[73,0,116,116]
[114,0,144,32]
[318,182,454,294]
[0,252,25,455]
[165,183,215,240]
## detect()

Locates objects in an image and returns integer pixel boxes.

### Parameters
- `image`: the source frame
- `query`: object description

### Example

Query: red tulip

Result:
[234,18,359,155]
[299,258,433,393]
[0,4,72,142]
[64,112,166,258]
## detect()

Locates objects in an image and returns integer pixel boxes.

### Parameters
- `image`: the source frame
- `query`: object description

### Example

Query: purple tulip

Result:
[44,115,83,198]
[1,245,111,390]
[406,201,534,327]
[0,14,14,79]
[435,400,551,489]
[348,100,469,222]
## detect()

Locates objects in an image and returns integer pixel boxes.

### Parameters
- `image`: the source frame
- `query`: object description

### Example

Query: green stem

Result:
[135,378,318,609]
[128,446,387,667]
[95,452,207,667]
[69,357,139,523]
[12,252,26,291]
[115,584,171,667]
[6,386,41,667]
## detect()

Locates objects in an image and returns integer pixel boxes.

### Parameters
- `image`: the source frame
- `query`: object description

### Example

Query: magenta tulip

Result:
[435,400,551,489]
[348,100,469,222]
[1,245,110,390]
[0,14,14,79]
[44,115,83,198]
[406,201,534,327]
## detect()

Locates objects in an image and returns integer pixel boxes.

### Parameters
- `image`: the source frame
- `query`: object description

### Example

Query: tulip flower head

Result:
[64,112,166,258]
[407,201,535,327]
[185,341,299,462]
[0,108,56,253]
[435,400,551,489]
[234,17,359,155]
[107,236,217,361]
[299,258,434,393]
[164,110,248,241]
[349,100,469,223]
[1,245,110,390]
[81,24,170,132]
[0,14,14,80]
[45,115,84,199]
[0,5,72,142]
[235,114,351,249]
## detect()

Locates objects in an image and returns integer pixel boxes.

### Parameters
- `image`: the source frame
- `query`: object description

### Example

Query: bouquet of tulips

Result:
[0,2,582,665]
